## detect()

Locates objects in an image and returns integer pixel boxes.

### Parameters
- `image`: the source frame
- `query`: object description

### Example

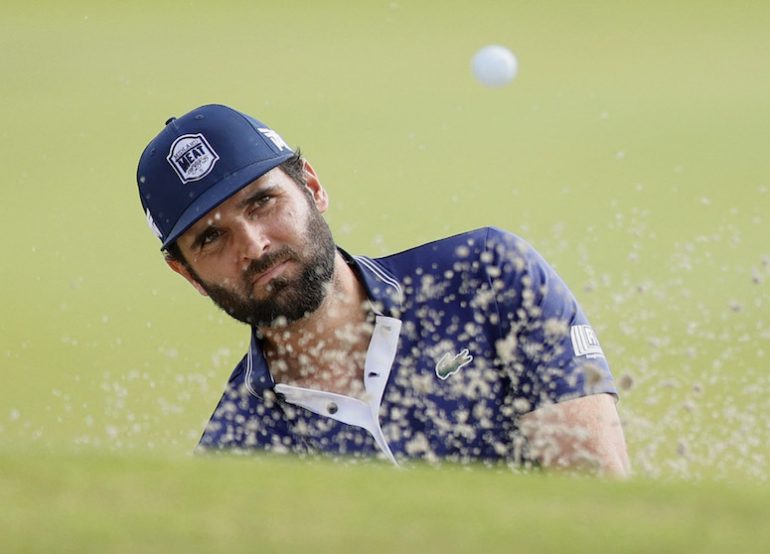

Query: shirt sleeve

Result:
[483,227,617,412]
[197,356,276,452]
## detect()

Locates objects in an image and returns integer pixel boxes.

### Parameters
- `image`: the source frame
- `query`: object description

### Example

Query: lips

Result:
[251,260,290,288]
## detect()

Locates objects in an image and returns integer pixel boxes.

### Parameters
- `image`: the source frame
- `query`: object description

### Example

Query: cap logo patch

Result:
[145,209,162,240]
[166,133,220,184]
[258,128,291,152]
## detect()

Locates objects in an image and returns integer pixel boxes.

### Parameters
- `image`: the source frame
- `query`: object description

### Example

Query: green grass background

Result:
[3,449,769,554]
[1,0,769,551]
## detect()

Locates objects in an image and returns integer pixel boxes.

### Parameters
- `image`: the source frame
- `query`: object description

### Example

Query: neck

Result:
[258,253,372,396]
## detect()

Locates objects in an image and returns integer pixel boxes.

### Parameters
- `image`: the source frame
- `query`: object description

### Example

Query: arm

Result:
[519,393,630,477]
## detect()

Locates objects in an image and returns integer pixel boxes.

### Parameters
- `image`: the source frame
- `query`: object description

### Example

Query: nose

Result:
[234,220,270,263]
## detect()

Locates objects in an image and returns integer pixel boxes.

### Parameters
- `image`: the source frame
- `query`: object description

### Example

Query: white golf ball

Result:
[472,45,518,87]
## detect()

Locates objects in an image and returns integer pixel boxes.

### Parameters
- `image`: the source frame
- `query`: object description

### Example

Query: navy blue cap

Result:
[137,104,295,249]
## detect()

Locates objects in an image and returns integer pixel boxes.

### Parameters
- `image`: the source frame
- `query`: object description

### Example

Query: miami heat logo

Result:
[167,133,220,183]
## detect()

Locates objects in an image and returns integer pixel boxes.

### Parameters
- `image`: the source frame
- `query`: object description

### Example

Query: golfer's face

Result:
[173,166,336,327]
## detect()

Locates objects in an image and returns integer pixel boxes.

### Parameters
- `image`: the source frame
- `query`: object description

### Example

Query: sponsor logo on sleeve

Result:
[570,325,605,359]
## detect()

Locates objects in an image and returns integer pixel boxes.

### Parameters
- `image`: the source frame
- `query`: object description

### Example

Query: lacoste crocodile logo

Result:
[435,349,473,380]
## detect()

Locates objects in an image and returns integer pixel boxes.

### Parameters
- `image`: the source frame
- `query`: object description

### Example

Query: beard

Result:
[190,205,337,328]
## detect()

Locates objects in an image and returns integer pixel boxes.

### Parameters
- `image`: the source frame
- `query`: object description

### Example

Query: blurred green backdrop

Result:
[1,0,768,480]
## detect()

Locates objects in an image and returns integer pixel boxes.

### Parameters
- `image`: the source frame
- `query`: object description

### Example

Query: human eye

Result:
[245,186,278,212]
[194,227,222,251]
[251,192,274,209]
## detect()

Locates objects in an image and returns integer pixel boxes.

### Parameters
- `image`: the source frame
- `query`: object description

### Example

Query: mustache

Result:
[241,248,298,285]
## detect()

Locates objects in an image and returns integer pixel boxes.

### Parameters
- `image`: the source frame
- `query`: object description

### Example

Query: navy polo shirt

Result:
[197,227,617,464]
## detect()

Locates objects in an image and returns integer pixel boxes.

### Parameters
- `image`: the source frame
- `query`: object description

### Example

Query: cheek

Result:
[220,276,239,288]
[274,206,310,241]
[193,259,241,289]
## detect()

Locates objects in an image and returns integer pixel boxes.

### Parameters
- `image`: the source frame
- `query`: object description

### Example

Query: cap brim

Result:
[161,152,294,249]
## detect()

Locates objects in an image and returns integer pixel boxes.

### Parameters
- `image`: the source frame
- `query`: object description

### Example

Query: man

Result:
[137,104,630,476]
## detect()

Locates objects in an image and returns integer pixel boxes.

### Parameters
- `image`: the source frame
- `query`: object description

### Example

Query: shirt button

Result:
[326,402,338,415]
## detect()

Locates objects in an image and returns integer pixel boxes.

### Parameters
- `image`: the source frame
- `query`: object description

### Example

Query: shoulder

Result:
[371,227,529,272]
[378,227,552,284]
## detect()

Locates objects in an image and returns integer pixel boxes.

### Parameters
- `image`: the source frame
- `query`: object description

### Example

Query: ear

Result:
[301,160,329,213]
[166,258,209,297]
